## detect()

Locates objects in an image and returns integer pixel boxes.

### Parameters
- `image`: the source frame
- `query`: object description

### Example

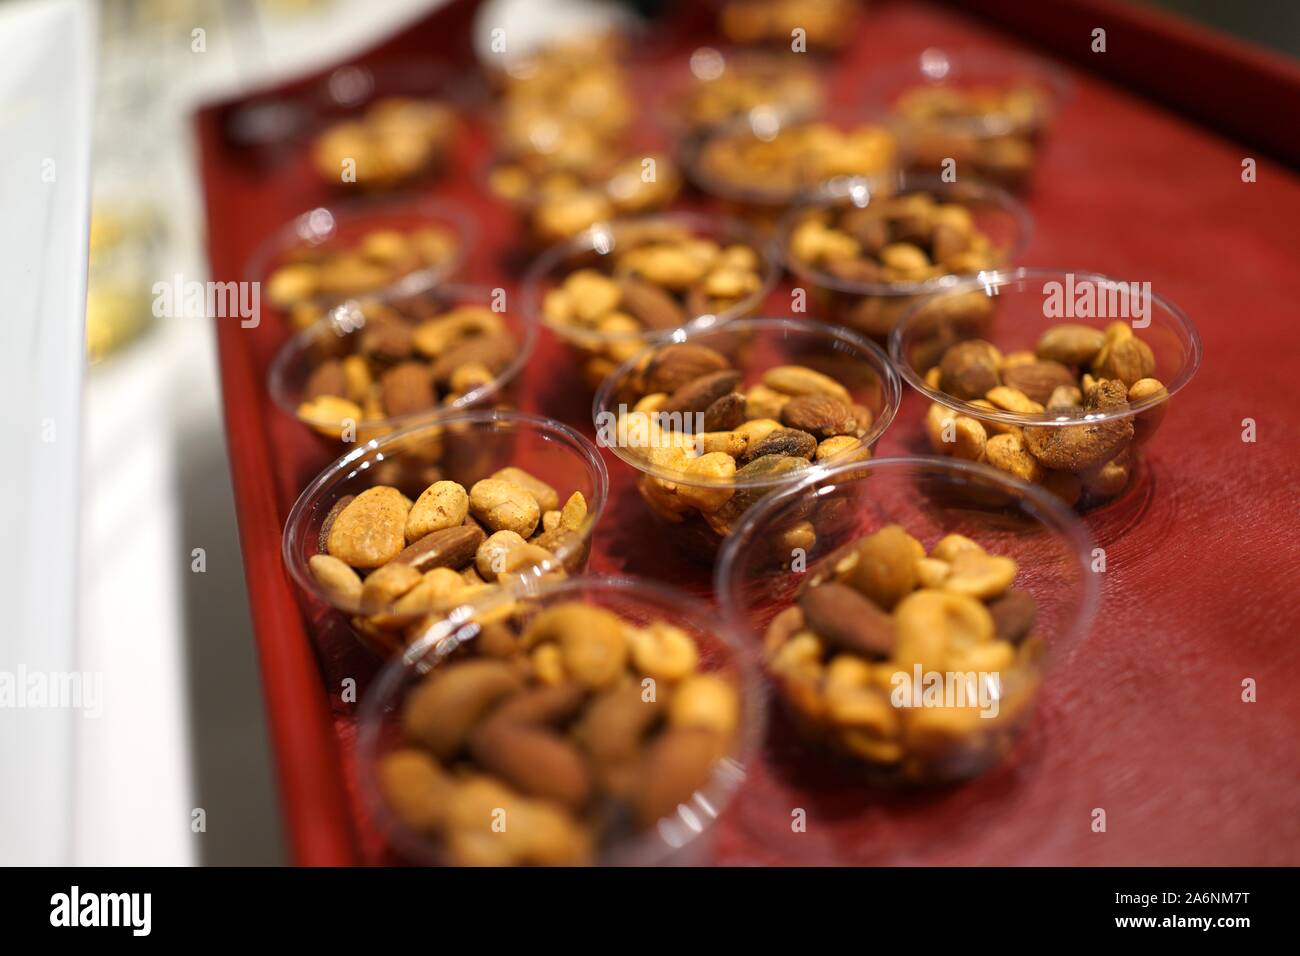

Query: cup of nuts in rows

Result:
[358,576,760,865]
[781,174,1030,339]
[714,0,862,54]
[309,61,467,192]
[486,150,683,248]
[283,412,609,655]
[683,107,900,228]
[523,214,777,390]
[268,284,535,444]
[862,49,1070,191]
[890,269,1202,510]
[248,198,469,331]
[717,457,1097,784]
[660,46,823,135]
[593,317,900,560]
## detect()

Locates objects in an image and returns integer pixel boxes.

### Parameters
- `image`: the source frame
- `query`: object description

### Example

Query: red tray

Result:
[197,0,1300,865]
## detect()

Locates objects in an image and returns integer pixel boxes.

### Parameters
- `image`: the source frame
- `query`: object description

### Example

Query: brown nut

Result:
[1094,335,1155,386]
[469,478,541,537]
[619,275,687,331]
[390,523,485,573]
[326,486,411,568]
[576,680,663,765]
[402,659,523,759]
[380,361,436,418]
[983,432,1045,484]
[1035,324,1105,365]
[660,370,744,417]
[780,394,858,439]
[939,340,1001,400]
[378,748,456,834]
[850,524,923,610]
[1024,385,1134,471]
[489,682,587,726]
[894,589,994,670]
[1001,360,1077,405]
[633,728,725,829]
[405,480,470,543]
[798,582,895,657]
[489,467,560,513]
[762,365,851,402]
[988,588,1037,643]
[741,427,818,462]
[304,359,346,401]
[644,343,732,394]
[468,720,591,811]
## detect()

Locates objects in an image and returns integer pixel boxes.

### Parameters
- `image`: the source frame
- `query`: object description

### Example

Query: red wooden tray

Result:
[196,0,1300,865]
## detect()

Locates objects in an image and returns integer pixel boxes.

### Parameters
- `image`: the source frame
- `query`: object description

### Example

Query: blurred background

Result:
[11,0,1295,865]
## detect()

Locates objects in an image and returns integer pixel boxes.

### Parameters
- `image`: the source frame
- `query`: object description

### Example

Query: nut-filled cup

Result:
[283,410,609,655]
[356,574,763,865]
[889,268,1202,511]
[715,456,1098,785]
[593,317,901,561]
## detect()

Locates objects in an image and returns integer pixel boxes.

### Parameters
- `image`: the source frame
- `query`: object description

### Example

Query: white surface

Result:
[0,0,96,867]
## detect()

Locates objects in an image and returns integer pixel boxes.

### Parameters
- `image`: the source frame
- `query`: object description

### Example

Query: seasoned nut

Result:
[815,435,867,461]
[559,491,588,531]
[762,365,851,403]
[298,395,364,438]
[668,674,739,737]
[402,659,523,759]
[308,554,363,609]
[1094,335,1155,386]
[675,452,737,512]
[931,534,984,563]
[381,361,436,417]
[327,486,411,568]
[780,394,858,438]
[1035,324,1105,365]
[924,403,987,461]
[631,622,700,682]
[942,550,1018,600]
[490,467,560,513]
[702,392,747,432]
[521,603,628,689]
[476,529,528,581]
[745,383,792,420]
[1046,384,1083,409]
[850,525,923,610]
[660,370,743,416]
[799,582,895,657]
[742,426,818,462]
[984,432,1045,483]
[390,523,485,574]
[390,567,471,616]
[1024,385,1134,471]
[939,340,1001,400]
[406,480,470,543]
[985,386,1044,415]
[1128,377,1168,441]
[469,478,541,537]
[619,275,687,330]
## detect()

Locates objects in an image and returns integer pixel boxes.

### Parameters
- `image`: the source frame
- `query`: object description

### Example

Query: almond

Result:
[389,523,485,573]
[660,369,743,416]
[780,394,857,439]
[468,720,591,811]
[317,493,355,553]
[402,659,522,759]
[988,589,1037,643]
[619,275,686,331]
[633,728,724,828]
[380,361,435,417]
[304,359,346,400]
[741,427,818,462]
[799,582,896,657]
[644,343,731,394]
[429,334,513,385]
[938,340,1000,400]
[326,486,411,568]
[1000,360,1076,405]
[701,392,746,432]
[1035,324,1104,366]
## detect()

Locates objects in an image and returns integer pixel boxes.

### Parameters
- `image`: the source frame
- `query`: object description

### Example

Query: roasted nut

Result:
[468,720,591,811]
[476,530,528,581]
[799,582,896,657]
[745,383,792,420]
[1094,335,1155,386]
[701,392,747,432]
[521,603,628,689]
[1001,360,1077,405]
[816,435,867,461]
[402,660,523,759]
[939,340,1001,400]
[742,427,818,462]
[762,365,851,402]
[988,589,1037,643]
[327,486,411,568]
[619,275,687,331]
[378,749,457,834]
[1035,324,1105,365]
[361,562,423,610]
[894,589,994,670]
[924,403,987,461]
[850,525,923,610]
[381,361,436,417]
[660,370,743,417]
[406,480,470,543]
[390,523,485,574]
[490,467,560,513]
[631,622,701,682]
[985,385,1044,415]
[308,554,363,609]
[931,534,984,563]
[634,729,723,828]
[780,394,858,438]
[469,478,541,537]
[669,674,740,737]
[942,550,1018,601]
[984,432,1045,483]
[576,680,663,764]
[644,343,732,394]
[1024,393,1134,471]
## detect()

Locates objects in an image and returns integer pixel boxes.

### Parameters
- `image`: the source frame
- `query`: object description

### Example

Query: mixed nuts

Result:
[539,221,768,388]
[291,295,521,441]
[312,97,458,191]
[309,469,591,652]
[764,524,1042,782]
[377,599,741,865]
[921,321,1165,506]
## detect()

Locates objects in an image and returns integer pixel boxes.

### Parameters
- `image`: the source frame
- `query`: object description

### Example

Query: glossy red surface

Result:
[197,0,1300,865]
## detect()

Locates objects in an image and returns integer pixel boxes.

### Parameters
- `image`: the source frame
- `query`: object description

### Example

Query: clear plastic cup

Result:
[715,456,1098,785]
[779,172,1032,340]
[889,268,1202,511]
[243,196,473,329]
[356,574,764,865]
[521,212,779,390]
[680,105,902,228]
[592,317,901,561]
[860,47,1072,190]
[266,283,538,445]
[657,45,825,137]
[282,410,609,655]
